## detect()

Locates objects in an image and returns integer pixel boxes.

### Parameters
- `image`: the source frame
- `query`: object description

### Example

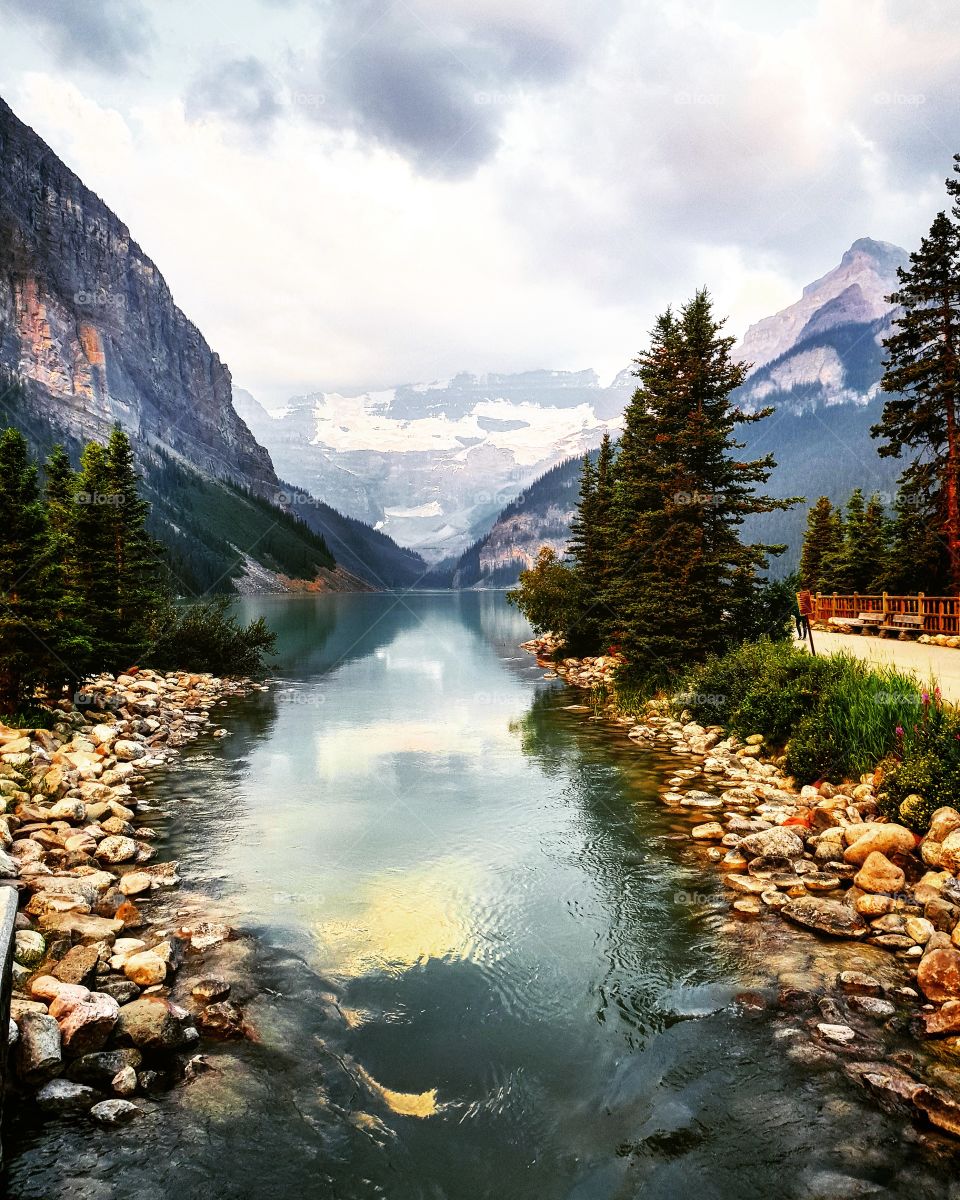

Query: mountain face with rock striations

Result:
[450,237,911,587]
[0,96,423,592]
[237,369,633,563]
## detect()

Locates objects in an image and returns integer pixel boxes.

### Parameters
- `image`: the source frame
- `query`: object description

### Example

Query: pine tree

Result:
[609,291,796,684]
[825,488,866,592]
[0,430,74,706]
[873,209,960,589]
[566,433,617,651]
[799,496,842,592]
[883,472,948,593]
[858,492,891,593]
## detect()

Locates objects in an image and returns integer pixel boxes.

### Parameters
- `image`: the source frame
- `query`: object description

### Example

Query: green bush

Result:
[144,598,276,677]
[876,692,960,830]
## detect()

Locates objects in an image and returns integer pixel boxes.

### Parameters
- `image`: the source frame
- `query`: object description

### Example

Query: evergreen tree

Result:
[565,433,617,651]
[609,291,795,685]
[873,209,960,588]
[825,488,866,592]
[883,472,948,593]
[799,496,842,592]
[858,492,891,593]
[0,431,75,706]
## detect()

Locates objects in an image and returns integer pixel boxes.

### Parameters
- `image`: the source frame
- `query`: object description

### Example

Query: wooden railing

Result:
[813,593,960,635]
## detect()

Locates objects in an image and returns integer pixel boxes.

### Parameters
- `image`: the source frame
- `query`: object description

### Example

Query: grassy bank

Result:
[607,639,959,832]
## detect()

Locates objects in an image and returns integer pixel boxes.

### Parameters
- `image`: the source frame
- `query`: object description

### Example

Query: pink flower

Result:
[896,725,904,738]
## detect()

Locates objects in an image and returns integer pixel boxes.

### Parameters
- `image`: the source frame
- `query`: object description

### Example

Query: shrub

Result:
[144,597,276,677]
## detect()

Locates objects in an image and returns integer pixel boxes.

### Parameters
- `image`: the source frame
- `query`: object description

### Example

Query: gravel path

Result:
[804,630,960,701]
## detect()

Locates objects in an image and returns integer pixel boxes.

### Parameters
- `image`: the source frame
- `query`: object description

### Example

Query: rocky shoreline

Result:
[525,634,960,1147]
[1,667,265,1126]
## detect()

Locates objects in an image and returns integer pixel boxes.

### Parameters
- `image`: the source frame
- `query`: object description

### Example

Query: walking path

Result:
[807,630,960,702]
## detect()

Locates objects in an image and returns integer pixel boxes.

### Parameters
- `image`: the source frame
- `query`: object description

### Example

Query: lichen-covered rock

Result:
[90,1098,140,1125]
[739,827,805,860]
[35,1078,97,1113]
[781,896,868,939]
[17,1012,62,1084]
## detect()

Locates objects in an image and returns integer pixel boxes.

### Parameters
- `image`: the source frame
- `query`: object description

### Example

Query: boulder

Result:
[853,852,905,895]
[781,896,868,939]
[191,978,230,1002]
[51,943,100,986]
[917,947,960,1001]
[68,1048,142,1087]
[90,1098,140,1125]
[14,928,45,968]
[95,836,137,865]
[844,823,916,865]
[35,1078,97,1113]
[115,996,194,1051]
[17,1012,63,1084]
[739,827,805,860]
[928,807,960,843]
[940,829,960,874]
[58,993,120,1056]
[923,1000,960,1035]
[913,1086,960,1136]
[195,1000,244,1039]
[122,950,167,987]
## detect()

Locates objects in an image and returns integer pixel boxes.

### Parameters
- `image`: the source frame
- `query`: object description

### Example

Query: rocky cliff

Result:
[0,97,275,492]
[0,97,425,592]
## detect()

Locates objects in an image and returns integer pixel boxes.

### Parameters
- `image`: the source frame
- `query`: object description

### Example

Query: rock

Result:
[112,1065,138,1095]
[817,1022,857,1045]
[118,872,151,897]
[923,1001,960,1035]
[112,740,145,762]
[917,948,960,1001]
[939,829,960,874]
[854,893,893,916]
[195,1000,244,1038]
[190,978,230,1002]
[913,1085,960,1136]
[785,1040,838,1071]
[181,921,231,951]
[847,995,896,1019]
[14,928,45,967]
[844,823,916,865]
[122,950,167,987]
[90,1098,140,1125]
[35,1078,97,1113]
[691,822,724,840]
[58,992,120,1056]
[48,798,86,823]
[17,1012,62,1083]
[68,1048,142,1087]
[853,851,905,895]
[95,835,137,865]
[837,971,882,997]
[51,943,100,986]
[926,898,960,932]
[781,896,868,939]
[739,827,805,860]
[906,916,936,945]
[845,1062,921,1113]
[928,807,960,843]
[116,996,194,1051]
[38,912,122,942]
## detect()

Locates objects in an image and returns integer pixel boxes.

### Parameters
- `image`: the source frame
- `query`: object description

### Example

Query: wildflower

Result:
[896,725,904,738]
[922,691,930,705]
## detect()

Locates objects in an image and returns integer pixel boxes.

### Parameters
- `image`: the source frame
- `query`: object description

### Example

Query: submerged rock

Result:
[782,896,868,939]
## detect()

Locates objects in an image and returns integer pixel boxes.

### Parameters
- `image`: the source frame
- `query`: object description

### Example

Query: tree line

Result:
[799,486,945,595]
[0,425,274,711]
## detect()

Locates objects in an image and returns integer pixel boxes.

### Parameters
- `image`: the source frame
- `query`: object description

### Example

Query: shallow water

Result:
[5,592,959,1199]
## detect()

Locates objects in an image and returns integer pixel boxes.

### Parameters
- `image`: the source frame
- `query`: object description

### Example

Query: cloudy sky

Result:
[0,0,958,407]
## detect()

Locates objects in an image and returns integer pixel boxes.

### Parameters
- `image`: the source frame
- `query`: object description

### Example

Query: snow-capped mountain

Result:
[235,370,633,561]
[448,237,910,587]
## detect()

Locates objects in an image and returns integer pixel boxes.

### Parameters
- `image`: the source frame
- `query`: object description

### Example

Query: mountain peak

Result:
[737,236,907,373]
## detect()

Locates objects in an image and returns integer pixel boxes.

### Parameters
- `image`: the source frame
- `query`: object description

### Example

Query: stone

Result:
[939,829,960,874]
[14,928,45,968]
[122,950,167,986]
[191,977,230,1002]
[90,1098,140,1125]
[48,798,86,823]
[17,1012,62,1083]
[854,893,893,916]
[739,827,805,860]
[115,996,193,1051]
[112,740,145,761]
[781,896,868,939]
[95,835,137,864]
[38,912,122,942]
[854,851,905,895]
[195,1000,244,1038]
[35,1078,97,1113]
[118,872,151,897]
[724,874,769,895]
[923,1001,960,1035]
[691,822,724,840]
[51,943,100,986]
[844,823,916,865]
[68,1048,142,1087]
[926,897,960,932]
[847,995,895,1019]
[817,1022,857,1045]
[838,971,883,996]
[845,1062,921,1114]
[182,921,231,951]
[58,992,120,1056]
[928,807,960,843]
[906,916,936,945]
[917,948,960,1001]
[913,1086,960,1136]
